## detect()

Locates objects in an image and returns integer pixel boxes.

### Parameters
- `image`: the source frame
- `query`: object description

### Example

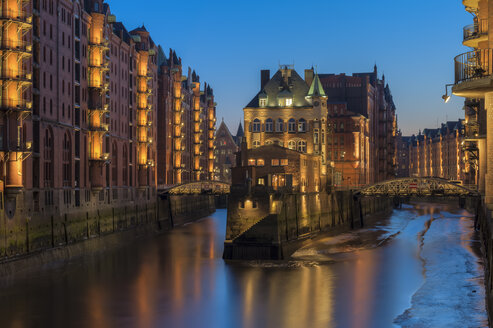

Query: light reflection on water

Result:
[0,205,487,328]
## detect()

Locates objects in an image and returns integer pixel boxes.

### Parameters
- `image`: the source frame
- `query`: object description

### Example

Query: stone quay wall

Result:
[0,192,215,262]
[224,188,391,260]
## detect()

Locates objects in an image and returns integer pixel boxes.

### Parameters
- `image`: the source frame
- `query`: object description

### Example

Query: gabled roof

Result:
[246,69,311,108]
[215,121,237,147]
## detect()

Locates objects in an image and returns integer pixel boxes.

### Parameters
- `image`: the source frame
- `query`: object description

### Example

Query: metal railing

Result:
[0,99,32,111]
[0,39,31,52]
[0,9,31,22]
[455,48,493,84]
[0,68,31,81]
[463,19,488,42]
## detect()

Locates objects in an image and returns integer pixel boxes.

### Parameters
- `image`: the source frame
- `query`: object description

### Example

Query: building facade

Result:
[156,49,216,186]
[452,0,491,200]
[406,120,469,183]
[319,66,397,184]
[243,65,396,189]
[0,0,216,243]
[214,121,239,183]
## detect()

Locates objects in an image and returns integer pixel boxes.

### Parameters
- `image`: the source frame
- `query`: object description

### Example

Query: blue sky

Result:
[107,0,472,135]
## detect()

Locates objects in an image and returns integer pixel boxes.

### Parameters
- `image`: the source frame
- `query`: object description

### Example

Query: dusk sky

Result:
[106,0,471,136]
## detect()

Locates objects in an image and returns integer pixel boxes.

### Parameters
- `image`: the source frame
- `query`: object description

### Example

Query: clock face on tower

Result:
[314,101,320,106]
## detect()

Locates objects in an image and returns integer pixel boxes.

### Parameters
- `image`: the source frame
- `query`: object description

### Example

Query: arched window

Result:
[297,140,307,153]
[122,145,128,186]
[62,132,71,186]
[288,118,296,132]
[265,118,273,132]
[276,119,284,132]
[265,140,273,145]
[298,118,307,132]
[252,119,261,132]
[112,142,118,186]
[44,129,54,187]
[288,140,296,150]
[253,140,260,148]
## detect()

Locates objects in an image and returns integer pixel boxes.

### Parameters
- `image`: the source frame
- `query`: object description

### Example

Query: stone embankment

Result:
[223,187,391,260]
[0,194,215,275]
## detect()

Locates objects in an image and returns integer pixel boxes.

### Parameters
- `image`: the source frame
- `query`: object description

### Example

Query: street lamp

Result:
[442,84,454,103]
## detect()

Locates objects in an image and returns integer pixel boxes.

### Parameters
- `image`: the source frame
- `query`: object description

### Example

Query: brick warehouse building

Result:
[0,0,216,255]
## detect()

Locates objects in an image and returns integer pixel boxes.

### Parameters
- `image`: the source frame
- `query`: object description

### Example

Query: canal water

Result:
[0,202,488,328]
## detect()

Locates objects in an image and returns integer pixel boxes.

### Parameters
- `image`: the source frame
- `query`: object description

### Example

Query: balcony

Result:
[0,9,32,25]
[0,99,32,112]
[463,19,488,47]
[453,49,493,98]
[0,68,32,83]
[0,40,32,54]
[463,0,480,13]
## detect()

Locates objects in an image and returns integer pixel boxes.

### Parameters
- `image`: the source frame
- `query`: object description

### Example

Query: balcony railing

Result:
[0,9,31,23]
[0,99,32,112]
[0,68,32,81]
[464,19,488,42]
[455,49,493,84]
[0,39,31,53]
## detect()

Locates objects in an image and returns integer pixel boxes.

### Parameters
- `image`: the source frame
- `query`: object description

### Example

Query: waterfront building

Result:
[214,120,238,183]
[407,120,470,183]
[319,66,397,184]
[243,65,396,189]
[452,0,492,200]
[396,132,411,178]
[327,102,370,187]
[0,0,216,255]
[156,50,216,186]
[233,143,323,193]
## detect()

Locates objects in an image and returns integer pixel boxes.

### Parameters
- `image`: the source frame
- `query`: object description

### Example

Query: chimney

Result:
[261,70,270,90]
[305,69,314,86]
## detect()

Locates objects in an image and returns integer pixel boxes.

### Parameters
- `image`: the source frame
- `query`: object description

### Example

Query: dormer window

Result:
[286,98,293,106]
[259,98,267,107]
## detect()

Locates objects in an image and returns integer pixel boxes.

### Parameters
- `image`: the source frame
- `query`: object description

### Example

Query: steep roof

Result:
[236,122,244,138]
[307,74,326,98]
[246,69,311,108]
[215,121,236,147]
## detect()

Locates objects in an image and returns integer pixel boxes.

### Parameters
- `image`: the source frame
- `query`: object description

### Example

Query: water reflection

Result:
[0,205,487,328]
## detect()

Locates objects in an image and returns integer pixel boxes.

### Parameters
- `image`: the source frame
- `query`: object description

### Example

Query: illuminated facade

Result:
[407,121,469,183]
[0,0,164,225]
[327,103,370,187]
[243,66,329,183]
[452,0,491,200]
[319,67,397,184]
[156,49,216,186]
[243,65,396,189]
[214,121,239,183]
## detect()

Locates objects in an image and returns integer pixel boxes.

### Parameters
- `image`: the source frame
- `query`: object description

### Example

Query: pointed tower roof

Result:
[236,122,244,138]
[306,74,326,98]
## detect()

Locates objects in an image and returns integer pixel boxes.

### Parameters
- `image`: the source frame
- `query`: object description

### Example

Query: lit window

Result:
[288,140,296,150]
[297,141,307,153]
[288,118,296,132]
[276,119,284,132]
[258,178,265,185]
[281,159,288,166]
[265,118,273,132]
[298,118,306,132]
[259,98,267,107]
[252,119,261,132]
[286,98,293,106]
[257,159,265,166]
[271,159,279,166]
[253,140,260,148]
[248,158,256,166]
